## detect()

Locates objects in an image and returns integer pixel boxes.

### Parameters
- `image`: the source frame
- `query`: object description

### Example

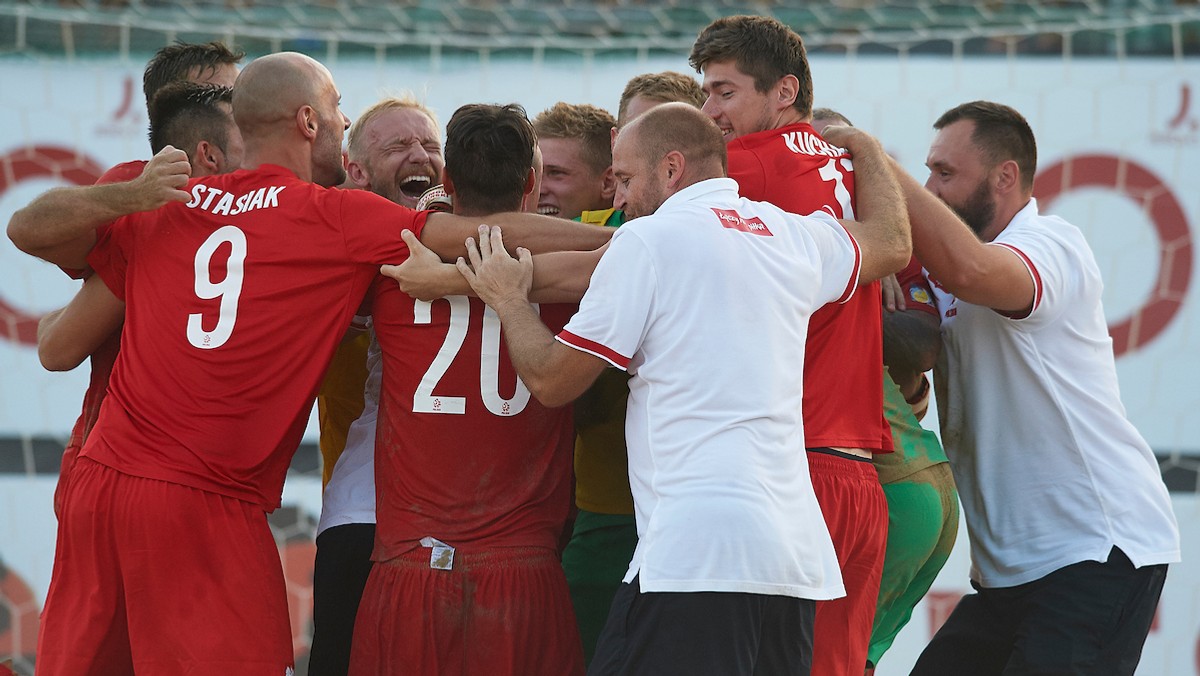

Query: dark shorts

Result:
[911,547,1167,676]
[589,577,816,676]
[309,522,376,676]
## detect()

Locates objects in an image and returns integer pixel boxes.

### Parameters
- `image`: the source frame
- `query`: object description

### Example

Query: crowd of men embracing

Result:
[7,12,1178,676]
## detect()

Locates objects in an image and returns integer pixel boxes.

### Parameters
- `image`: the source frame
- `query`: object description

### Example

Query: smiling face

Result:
[700,60,779,141]
[352,106,444,208]
[536,136,609,219]
[611,129,668,221]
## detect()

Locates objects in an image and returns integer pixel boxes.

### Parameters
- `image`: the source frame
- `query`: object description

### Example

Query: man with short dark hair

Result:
[690,16,892,676]
[38,49,245,521]
[456,102,910,675]
[898,100,1178,676]
[351,103,585,676]
[147,82,243,170]
[811,108,958,674]
[141,40,243,106]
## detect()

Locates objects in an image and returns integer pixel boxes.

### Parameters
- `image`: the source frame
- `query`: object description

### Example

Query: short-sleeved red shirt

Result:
[370,275,577,559]
[728,122,892,452]
[85,164,426,508]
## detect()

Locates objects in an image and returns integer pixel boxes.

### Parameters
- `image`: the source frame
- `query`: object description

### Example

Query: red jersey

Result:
[728,122,892,452]
[84,164,427,508]
[60,161,147,452]
[370,278,576,560]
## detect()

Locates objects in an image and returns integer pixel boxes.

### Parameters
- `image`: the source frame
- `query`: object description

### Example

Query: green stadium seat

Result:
[661,5,715,37]
[770,6,826,33]
[610,6,669,39]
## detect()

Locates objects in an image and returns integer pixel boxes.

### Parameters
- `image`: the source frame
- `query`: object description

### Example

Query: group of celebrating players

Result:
[8,12,1178,676]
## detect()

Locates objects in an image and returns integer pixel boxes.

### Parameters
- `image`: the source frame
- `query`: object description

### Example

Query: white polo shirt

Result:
[558,177,857,600]
[928,198,1180,588]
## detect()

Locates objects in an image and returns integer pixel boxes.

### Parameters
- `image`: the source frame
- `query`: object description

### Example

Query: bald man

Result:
[8,52,609,674]
[457,103,910,675]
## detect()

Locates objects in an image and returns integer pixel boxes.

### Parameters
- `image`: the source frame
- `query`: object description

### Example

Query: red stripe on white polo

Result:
[835,224,862,304]
[992,242,1042,319]
[556,330,631,369]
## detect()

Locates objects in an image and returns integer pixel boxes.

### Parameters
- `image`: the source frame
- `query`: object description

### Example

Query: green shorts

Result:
[868,462,959,667]
[561,510,638,666]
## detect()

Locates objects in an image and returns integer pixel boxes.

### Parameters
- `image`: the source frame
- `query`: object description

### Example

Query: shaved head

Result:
[233,52,348,187]
[612,103,727,219]
[233,52,329,134]
[619,102,726,177]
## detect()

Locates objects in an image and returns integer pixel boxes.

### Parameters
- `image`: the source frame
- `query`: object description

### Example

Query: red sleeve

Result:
[96,161,147,186]
[57,160,148,279]
[336,189,428,264]
[85,215,133,301]
[896,255,938,317]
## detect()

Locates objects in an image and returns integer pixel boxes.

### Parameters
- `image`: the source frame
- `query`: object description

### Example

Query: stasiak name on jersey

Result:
[186,184,286,217]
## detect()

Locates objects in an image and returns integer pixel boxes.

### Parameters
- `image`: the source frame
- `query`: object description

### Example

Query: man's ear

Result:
[297,105,319,141]
[346,160,370,189]
[774,74,800,111]
[523,167,536,196]
[663,151,686,189]
[600,166,617,201]
[994,159,1021,196]
[193,140,221,176]
[442,167,457,196]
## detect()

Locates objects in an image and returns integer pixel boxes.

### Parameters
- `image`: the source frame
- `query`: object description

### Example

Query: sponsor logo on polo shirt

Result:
[712,208,773,236]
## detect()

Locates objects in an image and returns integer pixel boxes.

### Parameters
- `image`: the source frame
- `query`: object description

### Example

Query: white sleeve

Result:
[800,209,861,306]
[988,222,1084,323]
[556,228,656,370]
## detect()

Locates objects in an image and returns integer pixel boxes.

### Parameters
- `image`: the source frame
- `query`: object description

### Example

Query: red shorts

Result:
[350,546,584,676]
[807,451,889,676]
[36,456,293,675]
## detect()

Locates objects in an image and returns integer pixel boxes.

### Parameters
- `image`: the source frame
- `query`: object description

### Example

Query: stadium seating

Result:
[0,0,1197,57]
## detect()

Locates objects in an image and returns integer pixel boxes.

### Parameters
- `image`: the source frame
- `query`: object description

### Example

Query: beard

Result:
[624,172,668,220]
[314,120,347,188]
[949,179,996,238]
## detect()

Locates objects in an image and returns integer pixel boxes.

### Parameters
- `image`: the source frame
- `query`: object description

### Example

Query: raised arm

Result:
[7,147,192,269]
[38,275,125,372]
[886,158,1035,313]
[820,126,911,284]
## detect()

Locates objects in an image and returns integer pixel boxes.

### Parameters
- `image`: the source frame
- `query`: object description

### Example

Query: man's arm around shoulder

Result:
[886,158,1035,314]
[820,126,911,284]
[7,147,191,270]
[456,226,608,407]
